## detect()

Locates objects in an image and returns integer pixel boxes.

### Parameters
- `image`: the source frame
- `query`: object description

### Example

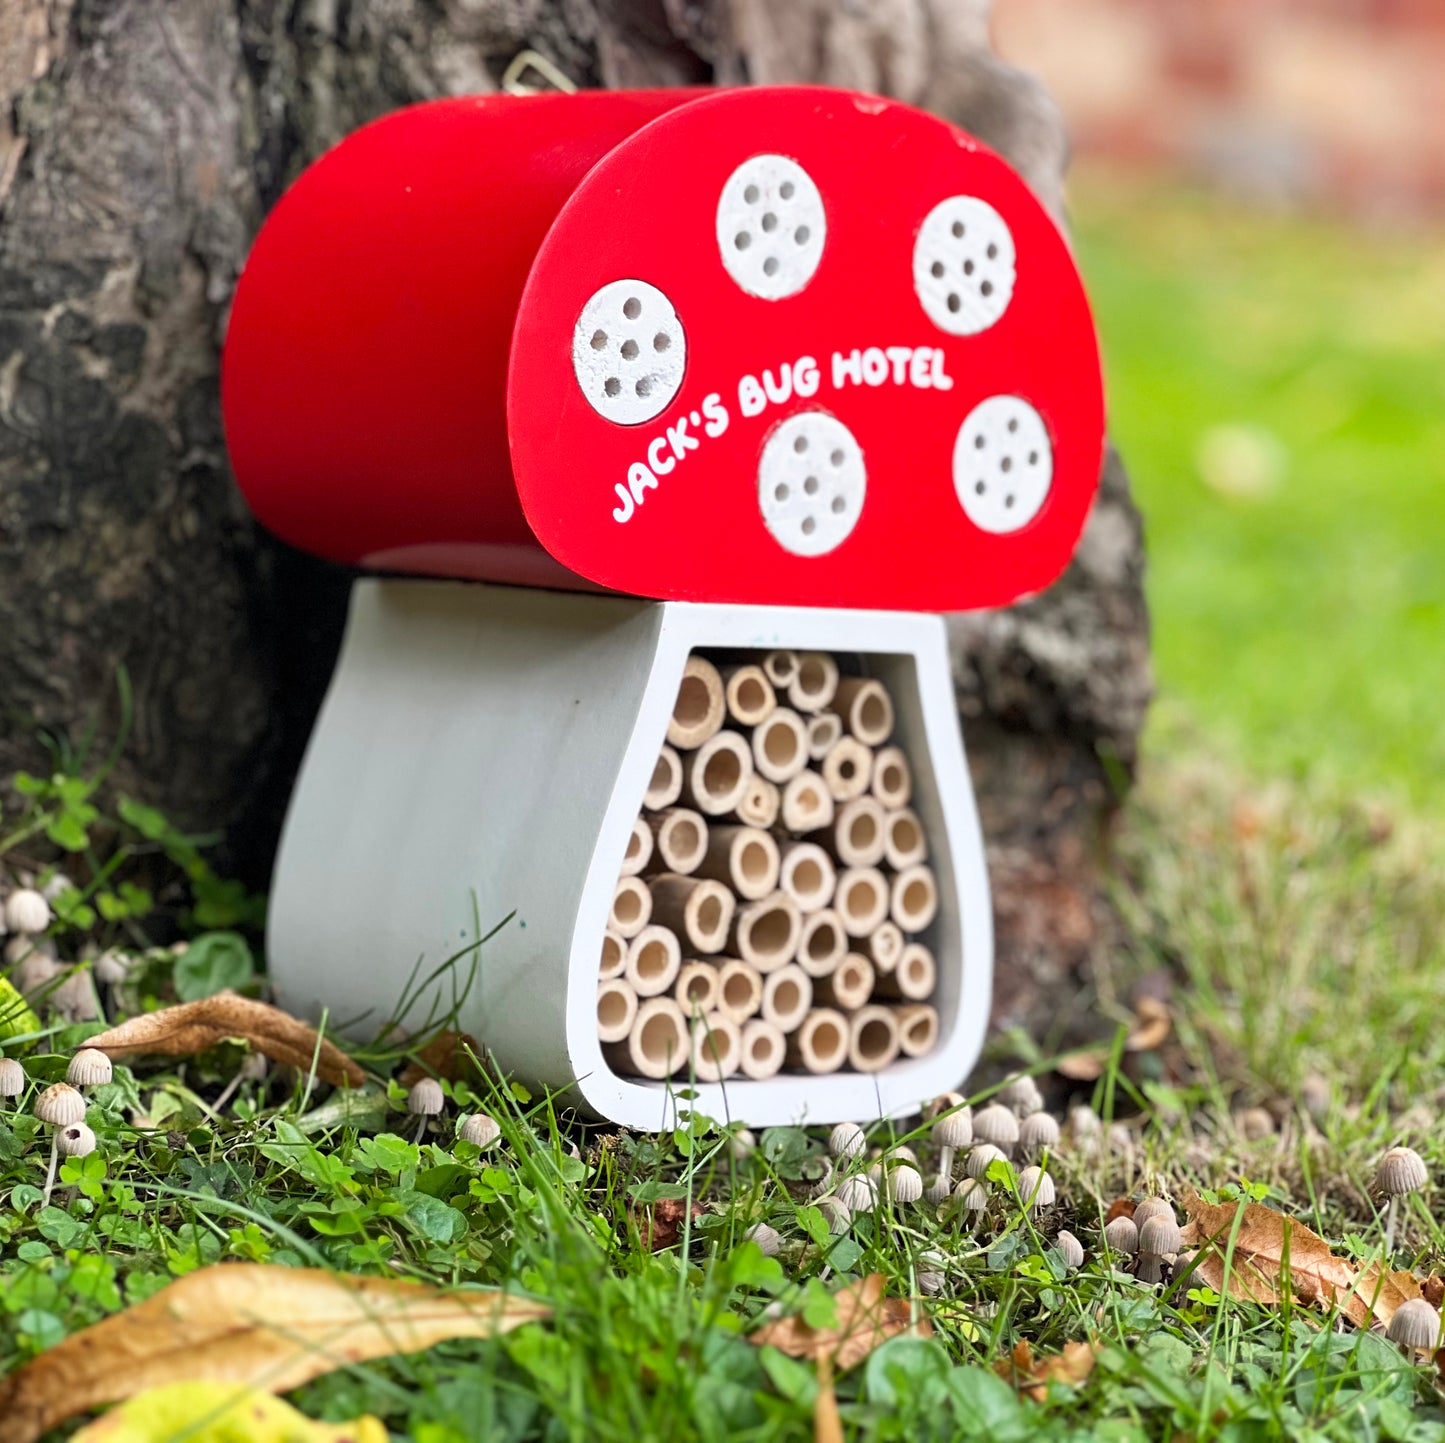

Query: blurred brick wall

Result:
[992,0,1445,215]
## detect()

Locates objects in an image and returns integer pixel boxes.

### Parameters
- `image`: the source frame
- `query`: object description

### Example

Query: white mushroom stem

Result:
[41,1132,61,1208]
[1386,1195,1403,1255]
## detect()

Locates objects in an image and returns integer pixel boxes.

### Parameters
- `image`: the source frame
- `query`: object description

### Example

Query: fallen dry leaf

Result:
[1105,1198,1136,1224]
[993,1339,1097,1402]
[1056,998,1173,1081]
[750,1273,930,1374]
[1179,1187,1420,1329]
[631,1196,704,1251]
[86,992,366,1090]
[0,1263,550,1443]
[1424,1275,1445,1310]
[398,1029,486,1089]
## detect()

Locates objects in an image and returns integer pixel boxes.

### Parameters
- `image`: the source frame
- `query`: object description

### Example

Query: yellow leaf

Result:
[993,1339,1097,1402]
[750,1274,929,1373]
[71,1381,386,1443]
[85,992,366,1089]
[0,1263,551,1443]
[0,976,41,1041]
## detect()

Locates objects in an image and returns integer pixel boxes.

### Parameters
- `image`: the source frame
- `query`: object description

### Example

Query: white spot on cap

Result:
[572,280,686,425]
[913,196,1016,335]
[718,156,826,300]
[759,413,865,557]
[952,395,1053,533]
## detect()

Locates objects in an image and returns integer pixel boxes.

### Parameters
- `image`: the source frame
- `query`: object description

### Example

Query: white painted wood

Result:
[268,578,993,1129]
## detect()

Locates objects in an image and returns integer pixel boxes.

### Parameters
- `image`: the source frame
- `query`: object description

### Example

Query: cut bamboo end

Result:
[620,815,653,877]
[645,744,683,810]
[870,746,912,809]
[682,730,754,816]
[751,707,808,783]
[780,770,835,833]
[610,875,652,939]
[834,866,890,938]
[723,664,776,727]
[891,864,939,933]
[648,808,708,875]
[728,891,802,974]
[674,960,721,1016]
[883,807,928,869]
[875,942,936,1001]
[821,736,873,802]
[866,920,904,974]
[599,928,627,980]
[815,951,875,1010]
[787,652,840,714]
[624,924,682,998]
[696,824,780,902]
[831,796,887,867]
[795,908,847,979]
[604,997,689,1080]
[597,978,639,1043]
[649,874,735,955]
[806,712,842,761]
[761,963,813,1034]
[785,1008,850,1074]
[895,1003,940,1058]
[714,958,764,1023]
[691,1012,742,1081]
[762,649,799,688]
[667,655,726,750]
[847,1004,902,1072]
[735,775,780,829]
[739,1018,786,1080]
[832,676,894,746]
[778,840,836,914]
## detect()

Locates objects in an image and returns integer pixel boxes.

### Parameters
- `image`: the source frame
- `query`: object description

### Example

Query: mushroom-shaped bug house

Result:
[223,87,1105,1128]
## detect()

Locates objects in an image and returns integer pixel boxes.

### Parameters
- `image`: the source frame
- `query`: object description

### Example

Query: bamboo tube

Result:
[682,729,754,816]
[752,707,808,783]
[777,840,836,914]
[832,676,894,746]
[815,951,874,1010]
[847,1004,901,1073]
[690,1011,742,1081]
[890,864,939,933]
[761,650,799,688]
[674,960,721,1016]
[870,746,912,809]
[714,958,764,1023]
[735,775,780,829]
[795,908,847,979]
[821,737,872,802]
[619,816,653,877]
[624,924,682,998]
[696,825,780,901]
[739,1018,786,1080]
[667,655,726,749]
[647,808,708,875]
[883,807,928,869]
[780,770,834,833]
[806,712,842,761]
[649,874,734,954]
[597,978,639,1044]
[727,891,802,974]
[599,928,627,980]
[830,796,887,867]
[895,1003,940,1058]
[761,963,813,1033]
[865,920,905,974]
[610,875,652,939]
[723,664,776,727]
[874,942,936,1001]
[645,744,683,810]
[603,997,689,1079]
[834,866,890,938]
[787,652,840,714]
[785,1008,850,1074]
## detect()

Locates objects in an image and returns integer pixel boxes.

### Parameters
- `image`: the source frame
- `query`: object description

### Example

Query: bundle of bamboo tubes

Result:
[598,648,942,1083]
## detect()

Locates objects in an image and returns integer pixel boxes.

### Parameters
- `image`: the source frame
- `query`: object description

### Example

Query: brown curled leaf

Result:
[750,1273,930,1373]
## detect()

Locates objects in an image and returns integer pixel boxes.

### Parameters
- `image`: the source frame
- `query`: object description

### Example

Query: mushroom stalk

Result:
[41,1133,61,1208]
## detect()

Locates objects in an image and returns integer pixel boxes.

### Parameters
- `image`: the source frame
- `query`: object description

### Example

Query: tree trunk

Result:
[0,0,1150,1040]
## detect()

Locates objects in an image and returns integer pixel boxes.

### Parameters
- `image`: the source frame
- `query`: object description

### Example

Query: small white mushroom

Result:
[1386,1297,1442,1353]
[808,1157,835,1198]
[916,1249,947,1296]
[953,1176,988,1220]
[728,1127,756,1161]
[1299,1073,1330,1120]
[814,1194,853,1234]
[885,1144,918,1166]
[931,1105,973,1196]
[1016,1165,1055,1214]
[5,888,52,936]
[965,1143,1007,1180]
[1377,1146,1430,1253]
[457,1112,501,1150]
[925,1091,966,1120]
[1103,1216,1139,1257]
[1000,1073,1044,1117]
[887,1163,924,1205]
[93,949,133,987]
[406,1078,445,1143]
[1132,1197,1174,1228]
[1236,1107,1274,1141]
[973,1103,1019,1153]
[40,872,74,903]
[1055,1230,1084,1271]
[1066,1105,1102,1154]
[1017,1112,1061,1161]
[35,1082,86,1206]
[836,1173,878,1214]
[1138,1213,1182,1256]
[0,1056,25,1103]
[746,1222,783,1257]
[828,1121,866,1160]
[56,1121,96,1159]
[67,1048,113,1089]
[924,1174,953,1208]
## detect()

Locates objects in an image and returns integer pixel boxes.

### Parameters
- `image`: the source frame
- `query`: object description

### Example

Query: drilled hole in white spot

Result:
[914,196,1016,335]
[572,279,685,425]
[758,412,866,557]
[953,395,1054,533]
[718,155,826,299]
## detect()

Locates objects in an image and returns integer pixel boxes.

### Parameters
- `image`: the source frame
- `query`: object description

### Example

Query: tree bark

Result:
[0,0,1150,1038]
